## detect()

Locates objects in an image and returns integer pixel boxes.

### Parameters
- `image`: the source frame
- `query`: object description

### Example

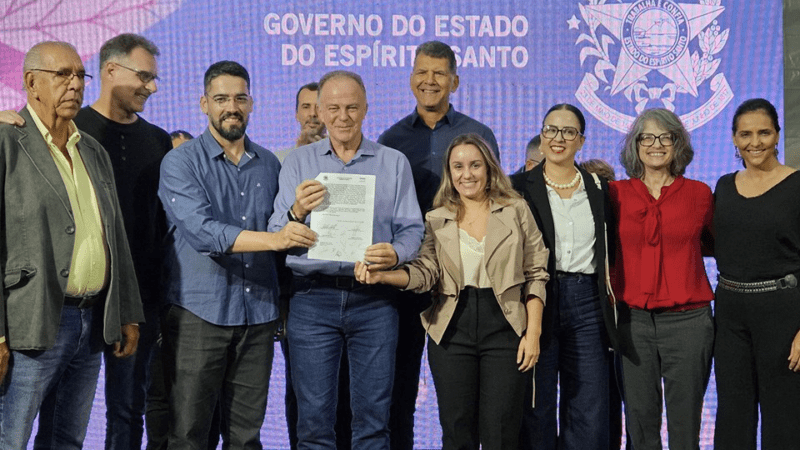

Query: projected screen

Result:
[0,0,783,449]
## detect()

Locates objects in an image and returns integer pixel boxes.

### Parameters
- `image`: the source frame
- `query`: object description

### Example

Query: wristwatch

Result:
[287,207,303,223]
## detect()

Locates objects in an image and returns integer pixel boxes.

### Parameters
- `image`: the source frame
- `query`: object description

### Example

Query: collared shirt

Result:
[27,104,108,296]
[159,129,282,326]
[378,105,499,215]
[546,177,596,274]
[268,137,424,277]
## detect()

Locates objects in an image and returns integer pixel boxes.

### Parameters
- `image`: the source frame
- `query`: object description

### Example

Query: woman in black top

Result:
[713,98,800,450]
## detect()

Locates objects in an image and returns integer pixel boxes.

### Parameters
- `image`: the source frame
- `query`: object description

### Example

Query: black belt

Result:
[64,291,104,309]
[718,274,798,294]
[302,274,359,290]
[556,271,597,280]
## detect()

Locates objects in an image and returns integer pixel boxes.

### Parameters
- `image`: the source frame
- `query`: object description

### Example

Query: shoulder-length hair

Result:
[620,108,693,179]
[432,133,520,219]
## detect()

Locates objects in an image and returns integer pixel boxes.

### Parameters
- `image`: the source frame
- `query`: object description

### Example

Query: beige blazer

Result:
[405,197,549,344]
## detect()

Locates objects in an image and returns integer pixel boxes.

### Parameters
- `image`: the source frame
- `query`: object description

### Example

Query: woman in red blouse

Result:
[610,108,714,449]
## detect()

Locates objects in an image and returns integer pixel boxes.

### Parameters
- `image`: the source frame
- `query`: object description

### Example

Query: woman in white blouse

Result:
[355,133,549,450]
[510,104,619,450]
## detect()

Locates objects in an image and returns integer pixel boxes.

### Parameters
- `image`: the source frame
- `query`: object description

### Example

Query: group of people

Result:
[0,31,796,450]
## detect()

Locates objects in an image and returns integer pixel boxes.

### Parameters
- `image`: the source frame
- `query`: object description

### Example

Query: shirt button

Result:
[256,183,261,187]
[60,268,69,277]
[121,156,127,161]
[121,145,126,150]
[240,192,245,196]
[65,225,75,235]
[120,135,125,140]
[245,287,251,293]
[245,263,250,268]
[241,216,246,220]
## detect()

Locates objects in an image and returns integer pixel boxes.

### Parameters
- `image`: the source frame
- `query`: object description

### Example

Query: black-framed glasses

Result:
[29,68,92,84]
[541,125,581,141]
[638,133,674,147]
[113,62,159,84]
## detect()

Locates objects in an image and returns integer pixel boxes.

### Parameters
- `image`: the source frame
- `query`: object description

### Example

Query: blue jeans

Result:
[288,278,398,450]
[521,272,610,450]
[0,305,102,450]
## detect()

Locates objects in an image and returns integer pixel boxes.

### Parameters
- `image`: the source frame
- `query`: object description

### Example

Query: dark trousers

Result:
[618,305,713,450]
[144,332,221,450]
[162,305,277,450]
[389,291,428,450]
[520,273,610,450]
[714,287,800,450]
[102,301,160,450]
[428,287,526,450]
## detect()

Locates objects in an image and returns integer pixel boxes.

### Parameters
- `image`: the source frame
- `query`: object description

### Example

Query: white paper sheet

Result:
[307,172,375,262]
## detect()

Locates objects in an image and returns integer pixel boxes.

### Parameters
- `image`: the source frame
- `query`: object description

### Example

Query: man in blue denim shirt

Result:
[158,61,315,449]
[269,70,424,449]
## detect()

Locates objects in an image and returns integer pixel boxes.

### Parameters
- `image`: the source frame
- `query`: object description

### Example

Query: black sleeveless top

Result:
[714,171,800,282]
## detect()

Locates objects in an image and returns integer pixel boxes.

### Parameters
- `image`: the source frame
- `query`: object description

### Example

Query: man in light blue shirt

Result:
[159,60,315,449]
[269,70,424,449]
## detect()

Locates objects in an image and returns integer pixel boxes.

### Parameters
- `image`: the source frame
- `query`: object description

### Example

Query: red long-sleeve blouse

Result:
[609,177,714,311]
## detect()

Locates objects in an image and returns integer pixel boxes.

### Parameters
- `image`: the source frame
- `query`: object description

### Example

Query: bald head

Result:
[23,41,78,75]
[23,41,85,126]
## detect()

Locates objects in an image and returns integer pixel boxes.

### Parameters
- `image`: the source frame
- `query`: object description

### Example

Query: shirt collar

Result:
[319,135,376,160]
[410,104,455,128]
[200,127,258,162]
[26,104,81,148]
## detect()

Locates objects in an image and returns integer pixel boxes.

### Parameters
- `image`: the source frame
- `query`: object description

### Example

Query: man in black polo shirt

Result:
[377,40,500,450]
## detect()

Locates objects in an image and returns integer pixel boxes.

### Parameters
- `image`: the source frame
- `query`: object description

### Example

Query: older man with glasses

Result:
[0,33,174,450]
[0,40,143,450]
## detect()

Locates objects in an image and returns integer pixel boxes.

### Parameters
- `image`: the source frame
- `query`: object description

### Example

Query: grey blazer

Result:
[0,108,143,350]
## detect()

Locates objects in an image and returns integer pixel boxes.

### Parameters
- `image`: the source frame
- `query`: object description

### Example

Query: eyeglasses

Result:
[113,62,159,84]
[638,133,674,147]
[541,125,582,141]
[206,94,251,107]
[29,68,92,84]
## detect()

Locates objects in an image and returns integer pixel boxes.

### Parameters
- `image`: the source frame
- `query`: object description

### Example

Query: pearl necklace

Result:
[543,170,581,189]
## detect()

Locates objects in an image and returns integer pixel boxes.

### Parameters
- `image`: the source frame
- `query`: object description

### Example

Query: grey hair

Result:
[318,70,366,97]
[23,41,77,73]
[620,108,693,179]
[99,34,160,69]
[526,135,541,158]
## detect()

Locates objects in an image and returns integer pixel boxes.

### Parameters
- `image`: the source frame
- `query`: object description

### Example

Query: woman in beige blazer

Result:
[355,133,549,450]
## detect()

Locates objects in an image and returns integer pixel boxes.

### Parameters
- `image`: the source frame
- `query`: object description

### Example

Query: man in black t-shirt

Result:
[77,34,171,450]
